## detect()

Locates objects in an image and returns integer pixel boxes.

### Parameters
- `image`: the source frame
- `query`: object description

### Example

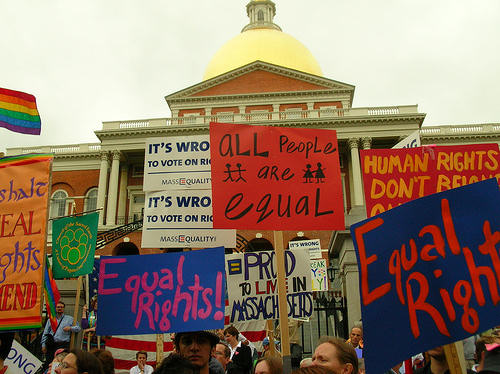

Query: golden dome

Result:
[203,28,323,80]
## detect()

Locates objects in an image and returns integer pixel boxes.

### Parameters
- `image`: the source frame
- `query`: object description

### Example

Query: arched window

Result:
[49,190,68,233]
[245,238,274,252]
[257,10,264,21]
[50,190,68,218]
[84,188,98,212]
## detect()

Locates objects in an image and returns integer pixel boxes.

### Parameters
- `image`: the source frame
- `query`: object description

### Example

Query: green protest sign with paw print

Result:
[52,212,98,278]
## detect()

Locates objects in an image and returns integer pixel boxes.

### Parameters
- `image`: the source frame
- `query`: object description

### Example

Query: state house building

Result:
[7,0,500,335]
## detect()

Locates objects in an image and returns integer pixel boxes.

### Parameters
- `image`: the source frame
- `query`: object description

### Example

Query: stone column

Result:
[361,137,372,150]
[272,104,280,120]
[106,150,121,226]
[348,138,363,206]
[204,107,212,124]
[117,164,128,224]
[171,109,179,125]
[237,105,246,122]
[339,237,362,328]
[307,102,318,118]
[96,152,109,226]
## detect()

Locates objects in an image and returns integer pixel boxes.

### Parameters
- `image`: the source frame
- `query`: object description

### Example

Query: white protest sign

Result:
[225,249,313,323]
[392,130,421,149]
[144,135,211,191]
[141,228,236,248]
[311,259,328,291]
[289,239,322,259]
[5,340,42,374]
[144,190,214,228]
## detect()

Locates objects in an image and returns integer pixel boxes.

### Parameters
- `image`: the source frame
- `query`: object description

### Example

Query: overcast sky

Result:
[2,0,499,153]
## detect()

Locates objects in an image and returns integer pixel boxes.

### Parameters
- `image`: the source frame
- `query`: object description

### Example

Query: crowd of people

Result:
[31,321,500,374]
[33,294,500,374]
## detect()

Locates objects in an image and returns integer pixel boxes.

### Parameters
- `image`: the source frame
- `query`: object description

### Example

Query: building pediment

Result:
[165,61,354,105]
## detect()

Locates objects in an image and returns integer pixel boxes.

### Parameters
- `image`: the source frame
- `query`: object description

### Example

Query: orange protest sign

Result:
[361,144,500,217]
[0,154,52,330]
[210,123,345,230]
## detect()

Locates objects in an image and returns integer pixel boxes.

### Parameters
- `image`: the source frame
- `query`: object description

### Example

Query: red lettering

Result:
[26,211,41,235]
[401,239,418,271]
[441,199,461,255]
[0,214,13,237]
[453,280,479,334]
[478,221,500,280]
[0,284,14,311]
[11,213,28,237]
[419,224,446,261]
[354,217,391,305]
[255,281,266,295]
[406,271,450,338]
[267,279,277,294]
[439,288,456,321]
[389,250,404,305]
[463,246,500,306]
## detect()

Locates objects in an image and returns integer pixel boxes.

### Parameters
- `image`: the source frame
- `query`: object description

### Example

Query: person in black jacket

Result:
[223,326,252,374]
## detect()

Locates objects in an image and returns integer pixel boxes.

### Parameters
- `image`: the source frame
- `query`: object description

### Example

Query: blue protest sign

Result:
[351,178,500,374]
[97,247,225,335]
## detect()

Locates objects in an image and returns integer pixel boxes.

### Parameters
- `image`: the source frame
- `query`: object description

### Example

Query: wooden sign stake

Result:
[266,320,280,357]
[156,334,164,365]
[70,276,82,349]
[274,231,291,374]
[444,341,466,374]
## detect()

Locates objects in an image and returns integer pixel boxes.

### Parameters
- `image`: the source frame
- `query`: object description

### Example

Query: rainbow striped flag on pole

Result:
[0,87,41,135]
[44,258,61,332]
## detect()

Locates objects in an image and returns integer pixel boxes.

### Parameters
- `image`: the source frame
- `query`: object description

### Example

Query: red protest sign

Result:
[210,122,345,230]
[361,143,500,217]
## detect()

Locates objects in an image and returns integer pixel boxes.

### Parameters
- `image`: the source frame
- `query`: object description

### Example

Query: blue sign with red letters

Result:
[351,179,500,374]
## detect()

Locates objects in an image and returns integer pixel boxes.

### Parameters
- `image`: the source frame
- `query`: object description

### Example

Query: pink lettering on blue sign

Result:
[97,247,225,335]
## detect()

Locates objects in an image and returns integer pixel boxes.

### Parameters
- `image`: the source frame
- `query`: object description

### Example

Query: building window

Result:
[51,190,68,218]
[245,238,274,252]
[84,188,98,212]
[131,165,144,178]
[257,10,264,21]
[49,190,68,233]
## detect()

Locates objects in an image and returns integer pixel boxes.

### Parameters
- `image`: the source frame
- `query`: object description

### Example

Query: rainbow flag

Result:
[44,257,61,332]
[0,87,41,135]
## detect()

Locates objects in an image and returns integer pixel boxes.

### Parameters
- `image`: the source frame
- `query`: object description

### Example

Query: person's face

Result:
[178,334,213,369]
[137,353,147,366]
[312,343,352,374]
[224,333,237,346]
[215,329,224,339]
[254,360,271,374]
[56,303,65,315]
[427,346,446,361]
[55,353,77,374]
[350,328,362,347]
[214,344,229,369]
